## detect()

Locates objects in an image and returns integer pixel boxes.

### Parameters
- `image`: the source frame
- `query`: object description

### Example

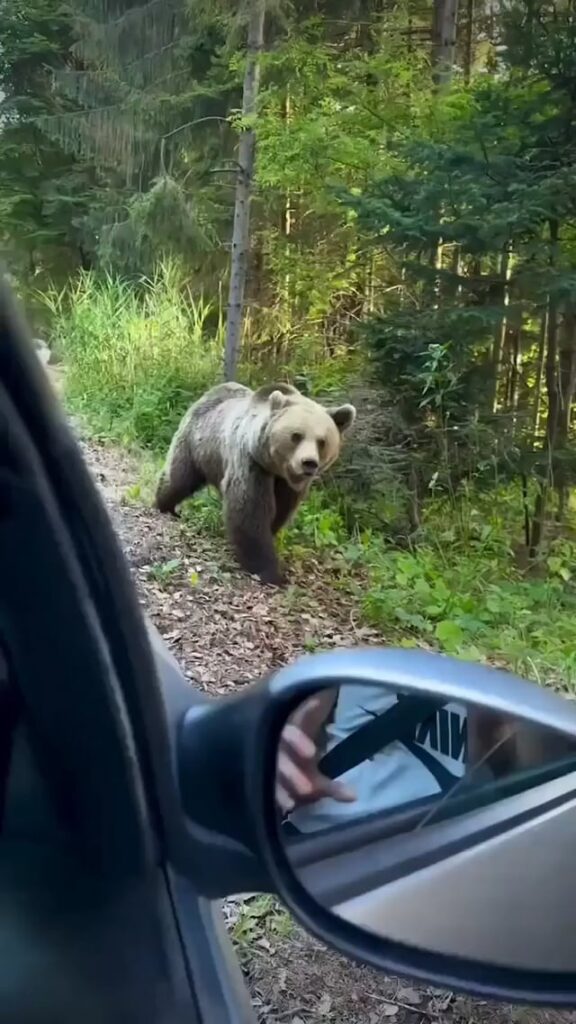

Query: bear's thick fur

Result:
[154,382,356,585]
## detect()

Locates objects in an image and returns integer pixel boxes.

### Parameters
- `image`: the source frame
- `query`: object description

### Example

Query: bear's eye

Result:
[318,438,326,452]
[291,432,303,444]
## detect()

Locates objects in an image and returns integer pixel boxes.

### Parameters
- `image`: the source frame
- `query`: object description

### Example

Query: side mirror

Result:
[179,648,576,1006]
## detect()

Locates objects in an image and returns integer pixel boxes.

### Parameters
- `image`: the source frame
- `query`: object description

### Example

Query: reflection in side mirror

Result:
[274,679,576,972]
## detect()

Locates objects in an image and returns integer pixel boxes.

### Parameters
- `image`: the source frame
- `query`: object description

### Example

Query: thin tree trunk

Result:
[224,0,266,381]
[529,483,548,559]
[491,245,512,414]
[558,307,576,444]
[365,253,376,314]
[463,0,475,84]
[510,326,522,432]
[399,257,407,309]
[282,90,292,318]
[431,0,460,88]
[431,237,443,309]
[520,474,531,549]
[529,222,559,557]
[545,299,559,446]
[502,331,511,408]
[529,297,558,556]
[557,486,568,524]
[555,305,576,521]
[408,463,422,534]
[450,245,462,298]
[532,305,548,440]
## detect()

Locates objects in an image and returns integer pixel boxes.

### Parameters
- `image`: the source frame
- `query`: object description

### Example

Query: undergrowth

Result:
[40,261,223,449]
[45,270,576,692]
[281,488,576,690]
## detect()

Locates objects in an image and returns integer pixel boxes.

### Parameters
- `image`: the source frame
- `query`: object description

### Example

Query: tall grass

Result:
[41,260,223,448]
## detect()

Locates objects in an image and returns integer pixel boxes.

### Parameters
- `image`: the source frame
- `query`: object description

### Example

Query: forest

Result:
[2,0,576,689]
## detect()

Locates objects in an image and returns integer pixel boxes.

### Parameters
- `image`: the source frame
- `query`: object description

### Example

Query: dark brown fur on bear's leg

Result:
[228,520,287,585]
[271,478,302,535]
[224,472,286,585]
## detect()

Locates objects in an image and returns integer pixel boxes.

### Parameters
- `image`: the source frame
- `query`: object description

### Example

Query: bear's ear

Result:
[253,383,299,407]
[268,389,291,412]
[329,404,356,434]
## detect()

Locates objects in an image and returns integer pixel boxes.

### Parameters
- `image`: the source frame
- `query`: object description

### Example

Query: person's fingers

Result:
[287,694,325,733]
[276,716,358,812]
[321,777,357,803]
[278,757,357,807]
[279,723,316,761]
[277,751,317,800]
[287,688,338,737]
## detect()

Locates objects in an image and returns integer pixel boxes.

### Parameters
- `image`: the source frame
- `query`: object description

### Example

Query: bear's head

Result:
[255,385,356,490]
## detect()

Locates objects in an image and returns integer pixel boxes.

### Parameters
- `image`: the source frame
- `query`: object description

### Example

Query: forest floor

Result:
[76,421,576,1024]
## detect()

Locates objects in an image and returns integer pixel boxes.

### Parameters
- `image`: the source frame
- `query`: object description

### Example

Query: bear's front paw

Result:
[258,564,288,587]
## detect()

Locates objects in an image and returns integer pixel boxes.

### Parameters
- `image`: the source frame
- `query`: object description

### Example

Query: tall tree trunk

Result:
[532,305,548,441]
[463,0,475,84]
[431,237,443,309]
[224,0,266,381]
[555,305,576,521]
[529,297,558,557]
[529,222,559,557]
[545,302,560,445]
[509,326,522,432]
[491,245,512,413]
[431,0,459,88]
[450,245,462,298]
[281,90,292,321]
[529,483,548,559]
[558,307,576,444]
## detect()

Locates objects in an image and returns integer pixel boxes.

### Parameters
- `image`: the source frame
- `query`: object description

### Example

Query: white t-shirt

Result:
[288,683,468,834]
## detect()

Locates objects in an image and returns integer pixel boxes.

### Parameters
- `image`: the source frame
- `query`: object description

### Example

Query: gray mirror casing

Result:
[234,649,576,1007]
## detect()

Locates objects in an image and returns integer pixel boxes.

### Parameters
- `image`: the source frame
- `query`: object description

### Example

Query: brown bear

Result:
[154,381,356,585]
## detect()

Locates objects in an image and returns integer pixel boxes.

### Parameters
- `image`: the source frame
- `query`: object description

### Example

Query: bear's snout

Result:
[301,457,319,475]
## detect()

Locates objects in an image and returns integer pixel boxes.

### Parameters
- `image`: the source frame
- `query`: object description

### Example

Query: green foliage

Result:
[362,542,576,684]
[180,490,224,535]
[281,484,576,689]
[41,260,223,447]
[97,176,219,277]
[148,558,183,585]
[248,12,431,354]
[0,0,245,281]
[0,0,95,289]
[230,895,293,952]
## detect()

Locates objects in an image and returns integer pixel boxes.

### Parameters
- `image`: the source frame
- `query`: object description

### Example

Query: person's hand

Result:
[275,694,357,815]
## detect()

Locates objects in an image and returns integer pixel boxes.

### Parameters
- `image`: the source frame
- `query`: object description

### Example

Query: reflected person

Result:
[276,683,468,834]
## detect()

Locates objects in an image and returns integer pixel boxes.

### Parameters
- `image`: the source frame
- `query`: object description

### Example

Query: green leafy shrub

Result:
[281,485,576,690]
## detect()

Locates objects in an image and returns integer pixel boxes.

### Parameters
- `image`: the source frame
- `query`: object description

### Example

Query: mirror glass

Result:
[275,681,576,972]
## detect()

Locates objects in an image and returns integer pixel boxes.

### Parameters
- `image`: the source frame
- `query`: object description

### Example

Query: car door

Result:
[0,278,263,1023]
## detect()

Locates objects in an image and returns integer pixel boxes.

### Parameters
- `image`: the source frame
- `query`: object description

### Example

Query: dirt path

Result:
[79,430,576,1024]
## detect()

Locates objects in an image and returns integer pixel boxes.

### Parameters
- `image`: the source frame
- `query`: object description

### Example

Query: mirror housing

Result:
[178,647,576,1007]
